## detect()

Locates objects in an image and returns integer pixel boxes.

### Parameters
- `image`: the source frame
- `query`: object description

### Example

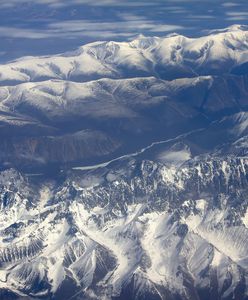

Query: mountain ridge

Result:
[1,25,248,85]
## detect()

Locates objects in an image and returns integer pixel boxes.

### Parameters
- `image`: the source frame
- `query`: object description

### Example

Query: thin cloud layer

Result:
[0,0,248,62]
[226,11,248,21]
[0,0,159,8]
[0,20,183,40]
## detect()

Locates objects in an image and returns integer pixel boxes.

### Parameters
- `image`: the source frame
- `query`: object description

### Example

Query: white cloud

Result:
[222,2,239,7]
[226,16,247,21]
[0,1,185,41]
[0,18,184,40]
[226,12,248,17]
[225,11,248,21]
[47,19,184,40]
[0,27,51,39]
[0,0,159,8]
[185,15,215,19]
[117,13,146,22]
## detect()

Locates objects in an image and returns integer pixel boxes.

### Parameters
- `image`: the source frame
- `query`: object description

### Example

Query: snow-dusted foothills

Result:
[1,26,248,300]
[1,74,248,170]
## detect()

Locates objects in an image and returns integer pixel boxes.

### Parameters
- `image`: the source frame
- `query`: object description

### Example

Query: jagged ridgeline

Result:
[1,26,248,300]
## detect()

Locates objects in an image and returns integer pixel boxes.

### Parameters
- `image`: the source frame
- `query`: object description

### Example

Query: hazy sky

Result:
[0,0,248,62]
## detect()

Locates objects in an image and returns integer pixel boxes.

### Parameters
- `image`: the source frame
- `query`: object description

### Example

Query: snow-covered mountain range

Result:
[1,26,248,299]
[1,156,248,300]
[0,25,248,85]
